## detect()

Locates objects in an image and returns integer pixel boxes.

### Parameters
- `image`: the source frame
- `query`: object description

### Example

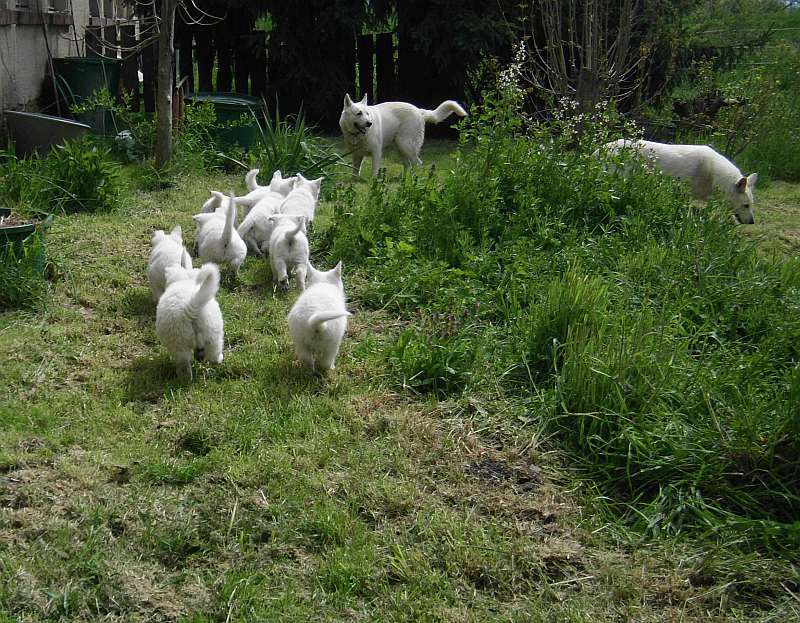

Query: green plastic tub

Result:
[184,92,267,149]
[0,207,54,275]
[53,56,122,134]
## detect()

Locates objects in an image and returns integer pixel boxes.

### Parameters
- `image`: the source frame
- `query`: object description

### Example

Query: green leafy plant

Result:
[388,328,478,398]
[247,104,347,180]
[43,137,123,214]
[0,234,48,310]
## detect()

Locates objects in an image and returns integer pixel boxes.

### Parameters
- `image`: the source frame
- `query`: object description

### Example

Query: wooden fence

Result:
[97,14,399,130]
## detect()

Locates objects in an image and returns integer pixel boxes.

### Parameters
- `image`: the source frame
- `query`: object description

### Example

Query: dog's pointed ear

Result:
[359,93,368,105]
[169,225,182,241]
[747,172,758,189]
[334,261,342,278]
[344,93,353,107]
[272,170,282,181]
[735,177,748,193]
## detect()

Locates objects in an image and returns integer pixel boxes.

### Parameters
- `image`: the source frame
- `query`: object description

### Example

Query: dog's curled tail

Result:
[181,248,193,270]
[308,309,351,329]
[201,191,226,213]
[223,192,237,247]
[236,209,255,241]
[187,263,220,318]
[423,100,468,124]
[245,168,261,192]
[283,217,305,243]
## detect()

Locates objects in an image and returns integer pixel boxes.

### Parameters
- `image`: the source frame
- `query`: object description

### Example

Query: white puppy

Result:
[278,174,322,222]
[236,196,283,256]
[339,93,467,176]
[155,262,224,380]
[287,261,351,372]
[244,168,298,196]
[193,192,247,274]
[599,139,758,224]
[267,214,309,291]
[147,225,193,301]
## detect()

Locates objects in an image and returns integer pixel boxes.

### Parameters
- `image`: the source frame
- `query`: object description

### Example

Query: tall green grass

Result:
[321,93,800,551]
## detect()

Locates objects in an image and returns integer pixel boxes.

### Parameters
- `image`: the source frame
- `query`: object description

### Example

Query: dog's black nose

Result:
[365,121,372,127]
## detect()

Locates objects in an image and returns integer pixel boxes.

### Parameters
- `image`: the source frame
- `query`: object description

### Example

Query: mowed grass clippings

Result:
[1,141,799,622]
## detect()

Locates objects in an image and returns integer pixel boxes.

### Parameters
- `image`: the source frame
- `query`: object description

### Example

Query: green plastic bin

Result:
[184,92,267,149]
[0,207,54,276]
[53,56,122,135]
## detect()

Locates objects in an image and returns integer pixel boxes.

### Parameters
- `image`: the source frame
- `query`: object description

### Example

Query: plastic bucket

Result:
[184,92,267,149]
[53,56,122,134]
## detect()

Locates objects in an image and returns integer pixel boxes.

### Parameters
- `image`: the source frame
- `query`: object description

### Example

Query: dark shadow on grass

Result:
[118,288,155,324]
[123,354,186,404]
[263,356,331,400]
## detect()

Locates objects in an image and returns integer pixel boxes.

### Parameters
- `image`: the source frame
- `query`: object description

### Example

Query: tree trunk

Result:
[155,0,178,169]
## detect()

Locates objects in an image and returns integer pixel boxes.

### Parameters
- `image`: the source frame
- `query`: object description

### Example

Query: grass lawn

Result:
[1,140,799,621]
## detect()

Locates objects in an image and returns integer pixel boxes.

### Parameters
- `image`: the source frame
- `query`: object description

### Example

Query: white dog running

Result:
[155,262,224,380]
[287,261,351,372]
[340,94,467,177]
[599,139,758,224]
[147,225,193,301]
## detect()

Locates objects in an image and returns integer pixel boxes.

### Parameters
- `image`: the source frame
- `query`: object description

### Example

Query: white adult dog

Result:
[339,93,467,177]
[599,139,758,224]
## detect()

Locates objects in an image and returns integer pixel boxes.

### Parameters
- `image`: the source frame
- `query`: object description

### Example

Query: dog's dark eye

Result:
[357,112,363,116]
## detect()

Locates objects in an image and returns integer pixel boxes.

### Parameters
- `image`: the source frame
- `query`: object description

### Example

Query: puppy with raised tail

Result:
[236,195,283,257]
[147,225,193,301]
[156,262,224,380]
[287,261,351,372]
[193,191,247,274]
[246,169,298,196]
[278,174,322,223]
[201,169,295,217]
[339,93,467,177]
[267,214,309,291]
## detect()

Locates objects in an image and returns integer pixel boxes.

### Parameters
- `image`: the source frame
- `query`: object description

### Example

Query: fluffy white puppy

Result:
[599,139,758,224]
[155,262,224,380]
[244,168,297,196]
[236,195,284,256]
[340,93,467,176]
[147,225,193,301]
[287,261,351,372]
[267,214,309,290]
[193,192,247,274]
[278,174,322,222]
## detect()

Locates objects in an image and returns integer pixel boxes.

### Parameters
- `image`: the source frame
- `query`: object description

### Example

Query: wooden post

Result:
[155,0,178,169]
[375,32,395,103]
[176,22,194,93]
[216,20,233,92]
[195,28,214,93]
[357,33,374,102]
[120,24,140,111]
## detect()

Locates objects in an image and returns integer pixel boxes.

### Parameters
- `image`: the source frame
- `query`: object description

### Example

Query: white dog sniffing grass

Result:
[339,93,467,177]
[156,262,224,380]
[599,139,758,224]
[287,261,351,372]
[147,226,193,301]
[267,214,309,291]
[278,174,322,223]
[193,191,247,274]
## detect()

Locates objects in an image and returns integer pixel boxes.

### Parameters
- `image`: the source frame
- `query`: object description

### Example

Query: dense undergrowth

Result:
[320,93,800,553]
